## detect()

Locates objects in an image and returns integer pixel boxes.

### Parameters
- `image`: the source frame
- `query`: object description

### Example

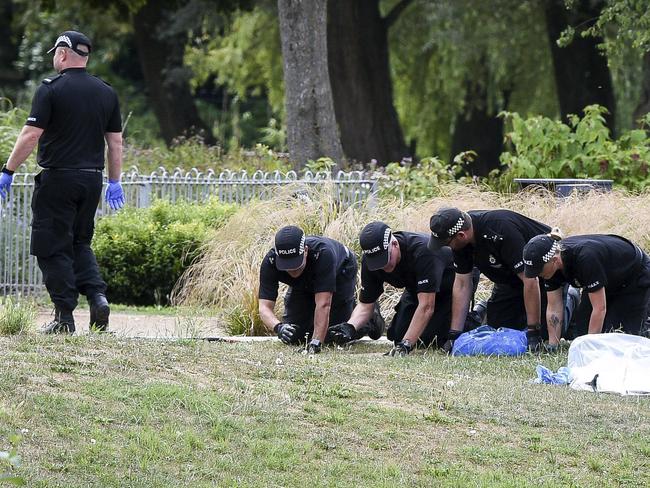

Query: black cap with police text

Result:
[274,225,306,271]
[428,207,467,251]
[47,31,92,57]
[523,235,560,278]
[359,221,393,271]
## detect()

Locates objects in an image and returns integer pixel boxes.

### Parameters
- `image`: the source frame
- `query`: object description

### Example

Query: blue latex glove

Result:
[0,172,13,200]
[105,179,125,210]
[534,365,572,385]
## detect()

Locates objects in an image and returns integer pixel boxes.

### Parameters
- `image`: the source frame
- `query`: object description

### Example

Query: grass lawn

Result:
[0,335,648,487]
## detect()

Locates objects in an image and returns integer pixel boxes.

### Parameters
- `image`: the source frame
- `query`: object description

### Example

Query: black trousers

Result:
[574,285,650,336]
[282,253,357,343]
[486,281,549,331]
[386,289,453,347]
[486,281,578,340]
[30,170,106,312]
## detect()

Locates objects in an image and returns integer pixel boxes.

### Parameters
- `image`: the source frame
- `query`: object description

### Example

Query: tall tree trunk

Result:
[327,0,410,165]
[545,0,616,133]
[132,1,215,146]
[278,0,343,168]
[0,0,23,99]
[633,51,650,128]
[450,74,509,177]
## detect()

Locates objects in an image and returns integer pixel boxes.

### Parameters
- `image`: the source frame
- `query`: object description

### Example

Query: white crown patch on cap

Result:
[55,35,72,48]
[382,228,391,249]
[448,217,464,236]
[542,241,560,263]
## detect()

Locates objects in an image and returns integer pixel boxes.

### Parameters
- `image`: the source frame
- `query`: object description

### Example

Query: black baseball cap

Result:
[359,221,393,271]
[274,225,306,271]
[428,207,469,251]
[523,235,559,278]
[47,31,92,56]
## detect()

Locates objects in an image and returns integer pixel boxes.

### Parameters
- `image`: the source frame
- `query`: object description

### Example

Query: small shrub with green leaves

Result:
[93,198,237,306]
[375,156,469,201]
[0,298,35,335]
[500,105,650,191]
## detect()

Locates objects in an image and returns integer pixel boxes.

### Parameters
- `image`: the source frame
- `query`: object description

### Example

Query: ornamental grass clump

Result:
[175,182,650,335]
[0,297,35,335]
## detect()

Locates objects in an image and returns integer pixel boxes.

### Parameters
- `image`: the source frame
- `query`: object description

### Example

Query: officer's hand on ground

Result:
[0,172,13,200]
[386,340,413,357]
[307,339,321,355]
[328,322,356,345]
[526,325,542,353]
[105,180,125,210]
[442,329,463,354]
[274,322,298,344]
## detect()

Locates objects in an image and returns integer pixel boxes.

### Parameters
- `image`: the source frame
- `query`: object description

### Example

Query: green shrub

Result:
[375,156,473,201]
[93,199,237,306]
[0,298,35,335]
[500,105,650,191]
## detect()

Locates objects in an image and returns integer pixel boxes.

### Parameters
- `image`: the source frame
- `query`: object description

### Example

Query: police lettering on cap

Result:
[359,221,393,271]
[274,225,306,271]
[47,31,92,57]
[428,207,467,251]
[523,234,560,278]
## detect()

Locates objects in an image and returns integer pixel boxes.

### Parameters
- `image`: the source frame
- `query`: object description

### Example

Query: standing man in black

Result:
[0,31,124,333]
[330,221,456,356]
[428,207,553,352]
[258,225,383,353]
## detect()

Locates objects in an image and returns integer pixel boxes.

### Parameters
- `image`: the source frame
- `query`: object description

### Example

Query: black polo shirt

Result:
[544,235,650,293]
[259,236,351,301]
[26,67,122,169]
[454,210,550,286]
[359,231,455,303]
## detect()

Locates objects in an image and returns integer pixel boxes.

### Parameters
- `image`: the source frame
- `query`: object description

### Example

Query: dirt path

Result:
[35,309,229,338]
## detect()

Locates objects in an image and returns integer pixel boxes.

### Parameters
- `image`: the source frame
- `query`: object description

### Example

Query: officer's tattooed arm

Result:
[259,298,280,332]
[545,289,564,345]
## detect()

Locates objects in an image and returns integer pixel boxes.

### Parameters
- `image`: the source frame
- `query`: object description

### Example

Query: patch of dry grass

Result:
[175,183,650,334]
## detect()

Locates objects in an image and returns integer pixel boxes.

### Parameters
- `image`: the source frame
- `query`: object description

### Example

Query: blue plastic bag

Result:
[451,325,527,356]
[534,365,572,385]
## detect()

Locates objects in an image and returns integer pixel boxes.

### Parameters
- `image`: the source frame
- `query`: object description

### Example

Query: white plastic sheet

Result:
[567,333,650,395]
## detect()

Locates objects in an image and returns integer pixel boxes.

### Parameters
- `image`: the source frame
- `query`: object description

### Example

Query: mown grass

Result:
[0,335,648,487]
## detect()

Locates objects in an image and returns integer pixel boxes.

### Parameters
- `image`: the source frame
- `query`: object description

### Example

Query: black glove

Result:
[307,339,322,354]
[526,325,542,353]
[442,329,463,354]
[328,322,357,345]
[274,322,298,344]
[387,339,413,357]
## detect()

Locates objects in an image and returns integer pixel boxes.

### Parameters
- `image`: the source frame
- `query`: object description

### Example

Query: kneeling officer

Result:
[258,226,381,353]
[330,221,456,356]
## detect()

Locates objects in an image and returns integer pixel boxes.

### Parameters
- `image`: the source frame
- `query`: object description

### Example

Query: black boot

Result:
[41,308,75,335]
[356,303,386,340]
[89,294,110,332]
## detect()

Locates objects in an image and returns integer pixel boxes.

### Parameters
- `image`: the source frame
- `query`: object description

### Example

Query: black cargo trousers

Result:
[282,251,358,343]
[30,169,107,312]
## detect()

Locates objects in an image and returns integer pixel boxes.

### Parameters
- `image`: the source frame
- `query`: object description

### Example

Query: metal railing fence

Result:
[1,167,378,296]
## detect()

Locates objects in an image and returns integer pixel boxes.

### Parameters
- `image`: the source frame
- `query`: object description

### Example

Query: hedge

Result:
[93,198,237,306]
